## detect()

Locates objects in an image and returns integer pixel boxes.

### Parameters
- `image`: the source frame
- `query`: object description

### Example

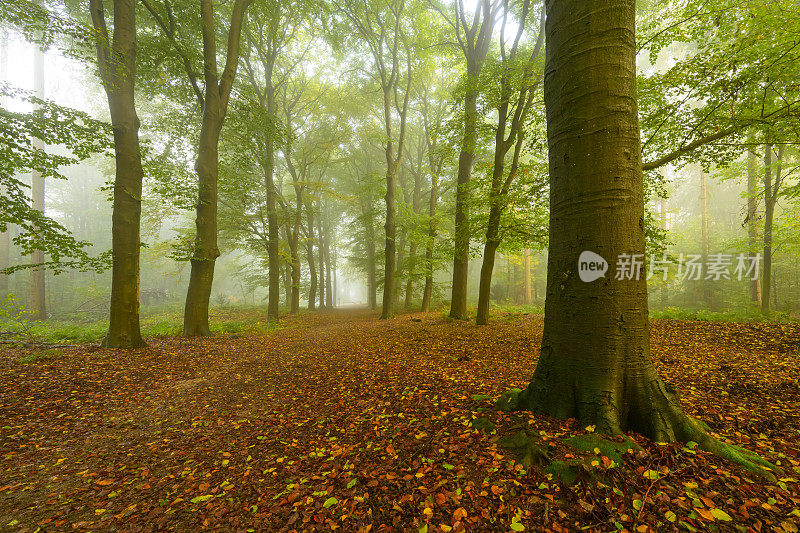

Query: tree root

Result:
[497,386,781,482]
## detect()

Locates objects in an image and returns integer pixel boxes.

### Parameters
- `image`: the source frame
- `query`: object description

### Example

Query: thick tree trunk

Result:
[449,89,478,320]
[746,149,761,304]
[28,37,46,320]
[91,0,145,347]
[517,0,720,445]
[184,121,222,336]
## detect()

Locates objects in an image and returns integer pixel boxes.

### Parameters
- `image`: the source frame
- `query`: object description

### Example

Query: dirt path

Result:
[1,310,798,532]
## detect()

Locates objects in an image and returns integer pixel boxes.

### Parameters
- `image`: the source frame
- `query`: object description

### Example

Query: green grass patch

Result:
[650,306,796,323]
[0,306,281,345]
[19,349,61,364]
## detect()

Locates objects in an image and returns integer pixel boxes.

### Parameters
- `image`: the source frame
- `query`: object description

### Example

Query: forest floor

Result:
[1,308,799,532]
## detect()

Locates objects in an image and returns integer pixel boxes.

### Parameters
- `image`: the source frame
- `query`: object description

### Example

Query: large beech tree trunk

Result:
[516,0,733,446]
[91,0,145,347]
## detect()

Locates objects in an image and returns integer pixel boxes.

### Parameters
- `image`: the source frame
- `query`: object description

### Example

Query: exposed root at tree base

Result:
[497,387,781,482]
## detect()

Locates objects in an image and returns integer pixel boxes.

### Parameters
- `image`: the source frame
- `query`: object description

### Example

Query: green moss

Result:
[470,417,496,432]
[563,433,642,464]
[497,430,551,468]
[495,388,523,412]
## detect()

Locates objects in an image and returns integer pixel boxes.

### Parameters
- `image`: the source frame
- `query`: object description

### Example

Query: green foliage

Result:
[0,83,112,273]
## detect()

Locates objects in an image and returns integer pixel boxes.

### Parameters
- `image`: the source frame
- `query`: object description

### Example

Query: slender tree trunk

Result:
[476,206,503,325]
[404,168,422,308]
[332,224,337,307]
[762,144,781,314]
[305,200,317,310]
[523,249,532,305]
[746,149,761,304]
[700,171,711,307]
[381,153,397,318]
[394,231,405,308]
[265,85,280,321]
[420,172,438,312]
[762,144,772,314]
[91,0,145,347]
[317,206,326,308]
[517,0,715,443]
[28,37,46,320]
[324,212,333,308]
[365,200,377,310]
[288,234,300,314]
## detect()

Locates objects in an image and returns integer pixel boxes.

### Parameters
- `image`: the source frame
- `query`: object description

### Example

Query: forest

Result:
[1,0,799,531]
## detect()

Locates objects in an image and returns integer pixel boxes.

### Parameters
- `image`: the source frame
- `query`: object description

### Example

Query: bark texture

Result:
[91,0,145,347]
[182,0,251,335]
[514,3,778,479]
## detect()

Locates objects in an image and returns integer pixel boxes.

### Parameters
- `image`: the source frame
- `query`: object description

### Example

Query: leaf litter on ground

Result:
[0,309,798,532]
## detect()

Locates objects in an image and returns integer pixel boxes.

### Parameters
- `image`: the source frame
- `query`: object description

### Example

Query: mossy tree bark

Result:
[91,0,145,348]
[514,0,777,479]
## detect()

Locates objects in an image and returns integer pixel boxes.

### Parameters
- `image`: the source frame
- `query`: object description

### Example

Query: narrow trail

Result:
[1,310,798,532]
